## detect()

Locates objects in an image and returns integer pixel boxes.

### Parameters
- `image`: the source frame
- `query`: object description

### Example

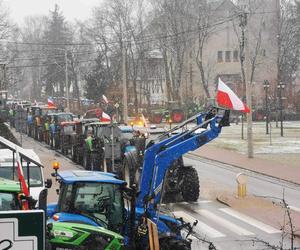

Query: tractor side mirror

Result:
[38,188,48,211]
[45,178,52,188]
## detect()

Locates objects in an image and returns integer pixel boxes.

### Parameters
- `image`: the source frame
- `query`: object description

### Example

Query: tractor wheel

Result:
[180,167,200,202]
[122,151,139,187]
[171,110,184,123]
[83,150,91,170]
[151,113,163,124]
[159,237,191,250]
[71,146,77,162]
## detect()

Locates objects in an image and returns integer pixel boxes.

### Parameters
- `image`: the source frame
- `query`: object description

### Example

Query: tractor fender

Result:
[124,150,138,170]
[47,203,58,218]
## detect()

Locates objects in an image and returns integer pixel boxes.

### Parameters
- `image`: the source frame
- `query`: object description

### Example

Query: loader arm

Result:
[136,109,230,215]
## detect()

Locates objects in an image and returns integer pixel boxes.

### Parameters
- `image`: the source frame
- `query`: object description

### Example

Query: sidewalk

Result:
[192,145,300,185]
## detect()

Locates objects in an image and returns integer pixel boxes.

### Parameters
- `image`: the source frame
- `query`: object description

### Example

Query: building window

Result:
[217,51,223,62]
[233,50,239,61]
[225,51,231,62]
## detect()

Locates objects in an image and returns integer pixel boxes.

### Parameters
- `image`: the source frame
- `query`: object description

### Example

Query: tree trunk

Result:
[196,42,210,99]
[162,49,172,102]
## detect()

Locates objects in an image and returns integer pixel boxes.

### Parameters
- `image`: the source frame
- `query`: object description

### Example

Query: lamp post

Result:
[52,48,69,111]
[277,82,285,137]
[263,80,270,134]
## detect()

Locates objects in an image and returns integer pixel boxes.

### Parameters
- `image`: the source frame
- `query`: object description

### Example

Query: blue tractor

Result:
[47,108,230,249]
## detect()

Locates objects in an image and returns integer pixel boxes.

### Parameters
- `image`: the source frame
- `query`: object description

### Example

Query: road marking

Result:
[219,208,281,234]
[196,209,255,236]
[173,211,225,238]
[178,200,212,205]
[288,205,300,213]
[198,200,212,204]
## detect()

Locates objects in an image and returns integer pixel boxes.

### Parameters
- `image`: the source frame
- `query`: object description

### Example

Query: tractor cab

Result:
[30,105,59,141]
[48,170,126,234]
[0,178,22,211]
[0,136,51,209]
[80,122,123,172]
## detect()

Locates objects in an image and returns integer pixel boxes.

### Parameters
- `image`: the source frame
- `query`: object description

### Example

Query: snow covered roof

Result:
[0,137,43,168]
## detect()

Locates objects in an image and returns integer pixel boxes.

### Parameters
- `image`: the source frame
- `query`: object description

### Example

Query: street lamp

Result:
[263,80,270,134]
[277,82,285,137]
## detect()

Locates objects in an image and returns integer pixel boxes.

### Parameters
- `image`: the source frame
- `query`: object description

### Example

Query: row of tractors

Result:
[22,104,200,204]
[6,104,231,250]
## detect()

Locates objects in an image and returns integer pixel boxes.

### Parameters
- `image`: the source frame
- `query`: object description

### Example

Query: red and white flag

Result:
[102,95,109,104]
[141,113,147,127]
[48,97,55,108]
[100,112,111,122]
[216,78,250,113]
[16,150,30,210]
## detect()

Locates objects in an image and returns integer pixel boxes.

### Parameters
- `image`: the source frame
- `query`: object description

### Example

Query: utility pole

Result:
[240,10,253,158]
[122,43,128,124]
[278,82,285,136]
[276,0,281,128]
[263,80,270,134]
[65,49,69,111]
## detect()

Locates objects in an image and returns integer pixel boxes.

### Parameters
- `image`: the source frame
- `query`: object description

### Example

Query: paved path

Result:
[192,145,300,185]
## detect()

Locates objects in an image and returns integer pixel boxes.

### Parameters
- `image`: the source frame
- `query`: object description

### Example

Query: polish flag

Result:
[16,150,30,210]
[100,112,111,122]
[216,78,250,113]
[102,95,109,104]
[48,97,55,108]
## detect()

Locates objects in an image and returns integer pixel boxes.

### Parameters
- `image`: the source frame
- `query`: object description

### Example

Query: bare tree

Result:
[0,0,10,40]
[151,0,192,103]
[193,1,213,99]
[18,15,48,100]
[277,0,300,109]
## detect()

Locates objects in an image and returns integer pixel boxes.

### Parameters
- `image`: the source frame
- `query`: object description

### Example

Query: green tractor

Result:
[48,221,124,250]
[149,102,185,124]
[0,178,27,211]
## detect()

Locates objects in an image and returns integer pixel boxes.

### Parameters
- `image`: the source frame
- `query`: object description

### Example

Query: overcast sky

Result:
[3,0,101,24]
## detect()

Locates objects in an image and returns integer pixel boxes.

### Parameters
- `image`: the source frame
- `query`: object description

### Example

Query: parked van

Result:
[0,137,52,208]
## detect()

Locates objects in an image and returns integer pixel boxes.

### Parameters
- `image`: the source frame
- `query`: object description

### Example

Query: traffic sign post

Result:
[0,210,45,250]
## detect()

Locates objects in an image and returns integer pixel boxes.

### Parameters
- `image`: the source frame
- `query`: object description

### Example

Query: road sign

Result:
[147,219,159,250]
[0,210,45,250]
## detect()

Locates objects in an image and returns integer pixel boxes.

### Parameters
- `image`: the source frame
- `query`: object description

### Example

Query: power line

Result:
[0,14,240,48]
[6,59,95,69]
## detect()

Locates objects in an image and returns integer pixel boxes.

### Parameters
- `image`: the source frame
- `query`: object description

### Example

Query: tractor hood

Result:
[49,212,103,228]
[48,221,124,249]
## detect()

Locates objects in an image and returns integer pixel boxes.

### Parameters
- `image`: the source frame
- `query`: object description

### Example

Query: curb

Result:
[187,152,300,187]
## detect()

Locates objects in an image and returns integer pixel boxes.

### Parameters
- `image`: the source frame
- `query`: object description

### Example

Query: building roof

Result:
[0,137,43,168]
[57,170,125,185]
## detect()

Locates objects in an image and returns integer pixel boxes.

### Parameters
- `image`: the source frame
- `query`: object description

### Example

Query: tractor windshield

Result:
[0,165,43,187]
[57,114,73,123]
[0,192,20,211]
[58,182,124,233]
